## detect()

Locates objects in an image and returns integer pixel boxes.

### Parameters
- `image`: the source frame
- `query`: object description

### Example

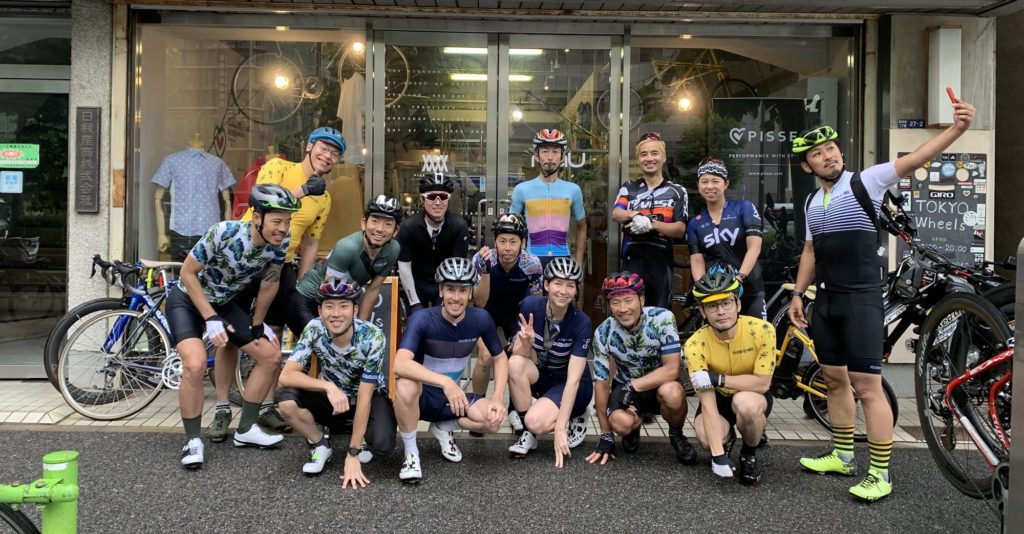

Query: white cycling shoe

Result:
[429,422,463,463]
[399,452,422,484]
[508,430,539,458]
[302,439,332,476]
[233,424,284,449]
[180,437,204,470]
[567,413,588,449]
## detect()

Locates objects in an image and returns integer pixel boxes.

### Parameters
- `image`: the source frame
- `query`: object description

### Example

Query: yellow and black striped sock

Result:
[832,424,855,460]
[869,439,893,478]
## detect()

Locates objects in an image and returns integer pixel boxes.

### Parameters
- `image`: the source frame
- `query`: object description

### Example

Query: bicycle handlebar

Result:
[90,255,147,296]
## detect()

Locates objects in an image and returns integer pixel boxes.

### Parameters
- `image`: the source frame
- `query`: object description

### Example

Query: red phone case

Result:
[946,87,958,104]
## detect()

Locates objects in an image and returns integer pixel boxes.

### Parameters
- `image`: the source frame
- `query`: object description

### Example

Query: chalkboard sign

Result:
[367,276,400,397]
[896,152,987,266]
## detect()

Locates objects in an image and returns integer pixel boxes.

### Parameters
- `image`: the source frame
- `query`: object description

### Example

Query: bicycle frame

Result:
[775,325,827,400]
[943,347,1013,468]
[0,451,79,534]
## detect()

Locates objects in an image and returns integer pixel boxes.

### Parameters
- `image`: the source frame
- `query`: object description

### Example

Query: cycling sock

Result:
[435,419,460,432]
[831,424,855,461]
[182,416,201,439]
[401,430,419,456]
[259,401,274,415]
[740,443,757,456]
[712,454,731,466]
[868,439,892,480]
[238,400,261,432]
[215,401,230,413]
[668,425,684,438]
[517,410,528,424]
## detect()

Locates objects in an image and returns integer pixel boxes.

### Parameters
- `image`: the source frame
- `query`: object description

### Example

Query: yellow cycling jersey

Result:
[684,316,777,396]
[242,158,331,263]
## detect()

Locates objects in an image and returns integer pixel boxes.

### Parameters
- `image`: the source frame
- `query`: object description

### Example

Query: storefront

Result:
[127,9,862,325]
[0,13,71,378]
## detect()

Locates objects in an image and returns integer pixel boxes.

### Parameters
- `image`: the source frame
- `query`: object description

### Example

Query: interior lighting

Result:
[273,74,290,90]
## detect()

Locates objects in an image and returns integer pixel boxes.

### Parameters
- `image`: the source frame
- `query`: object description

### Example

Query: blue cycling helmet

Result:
[307,127,346,154]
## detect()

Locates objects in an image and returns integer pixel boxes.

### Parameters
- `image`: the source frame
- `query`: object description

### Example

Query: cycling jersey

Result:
[295,231,400,300]
[803,162,899,291]
[398,211,469,305]
[288,318,387,397]
[615,178,688,260]
[399,306,504,382]
[476,250,543,327]
[241,158,331,263]
[178,220,288,305]
[683,316,776,396]
[687,200,764,294]
[592,307,680,385]
[518,296,592,376]
[510,177,586,258]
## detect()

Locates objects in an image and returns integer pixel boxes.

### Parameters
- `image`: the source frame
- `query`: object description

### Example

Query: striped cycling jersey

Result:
[615,178,688,259]
[510,177,586,258]
[399,307,504,382]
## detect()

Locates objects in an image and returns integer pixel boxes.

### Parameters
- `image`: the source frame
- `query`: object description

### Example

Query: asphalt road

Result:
[0,430,1000,533]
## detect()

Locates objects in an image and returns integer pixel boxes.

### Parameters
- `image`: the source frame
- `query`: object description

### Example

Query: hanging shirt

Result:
[337,73,365,165]
[151,147,235,237]
[232,153,284,219]
[510,177,586,258]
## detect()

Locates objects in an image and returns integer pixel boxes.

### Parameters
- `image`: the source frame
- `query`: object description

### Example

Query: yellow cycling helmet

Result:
[692,265,743,303]
[791,125,839,155]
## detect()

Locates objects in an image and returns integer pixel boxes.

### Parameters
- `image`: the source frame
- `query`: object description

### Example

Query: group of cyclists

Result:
[167,95,976,503]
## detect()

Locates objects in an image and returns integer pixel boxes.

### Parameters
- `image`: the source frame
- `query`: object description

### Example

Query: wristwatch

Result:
[790,290,805,299]
[348,447,362,458]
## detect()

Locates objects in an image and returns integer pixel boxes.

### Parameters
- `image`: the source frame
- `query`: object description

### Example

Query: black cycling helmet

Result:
[366,194,402,222]
[418,173,455,194]
[543,257,583,283]
[434,257,478,286]
[250,184,301,214]
[692,264,743,303]
[491,213,528,240]
[318,273,363,303]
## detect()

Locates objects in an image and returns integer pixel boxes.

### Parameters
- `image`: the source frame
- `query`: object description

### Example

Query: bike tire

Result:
[915,292,1012,499]
[981,282,1015,324]
[56,309,169,420]
[0,503,39,534]
[802,362,899,442]
[44,298,125,389]
[229,351,254,407]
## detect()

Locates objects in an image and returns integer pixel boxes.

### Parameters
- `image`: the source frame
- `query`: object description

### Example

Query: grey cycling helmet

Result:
[435,257,478,286]
[418,173,455,194]
[366,194,402,222]
[250,184,301,214]
[543,257,583,283]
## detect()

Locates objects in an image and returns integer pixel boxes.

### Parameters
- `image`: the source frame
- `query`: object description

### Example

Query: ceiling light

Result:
[509,74,533,81]
[678,95,694,112]
[273,74,290,90]
[275,26,289,32]
[352,42,365,54]
[680,34,693,40]
[510,106,524,122]
[510,49,542,55]
[449,73,533,82]
[444,47,487,55]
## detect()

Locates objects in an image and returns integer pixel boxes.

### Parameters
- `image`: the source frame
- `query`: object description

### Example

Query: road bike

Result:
[52,256,250,420]
[0,451,79,534]
[915,291,1012,516]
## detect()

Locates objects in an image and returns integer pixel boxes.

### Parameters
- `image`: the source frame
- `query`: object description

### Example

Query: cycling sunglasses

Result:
[699,156,724,165]
[422,192,451,203]
[637,132,663,144]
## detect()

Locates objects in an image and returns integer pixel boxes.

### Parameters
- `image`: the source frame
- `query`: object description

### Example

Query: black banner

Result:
[75,107,101,213]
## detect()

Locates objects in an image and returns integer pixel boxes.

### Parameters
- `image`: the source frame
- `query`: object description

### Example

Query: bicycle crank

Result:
[161,353,184,390]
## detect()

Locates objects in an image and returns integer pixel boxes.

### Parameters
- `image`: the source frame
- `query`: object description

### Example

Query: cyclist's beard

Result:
[816,165,844,183]
[540,161,560,179]
[363,233,383,250]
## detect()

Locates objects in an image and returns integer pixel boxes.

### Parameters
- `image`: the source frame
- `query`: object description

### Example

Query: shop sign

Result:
[897,119,926,128]
[75,107,101,213]
[0,170,23,193]
[0,144,39,169]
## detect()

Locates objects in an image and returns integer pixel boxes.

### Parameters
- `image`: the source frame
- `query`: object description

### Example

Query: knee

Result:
[508,355,529,382]
[476,355,493,371]
[849,377,884,402]
[608,411,635,436]
[732,399,762,422]
[657,382,684,408]
[181,355,207,382]
[394,378,420,405]
[250,344,281,366]
[524,409,552,434]
[278,399,300,417]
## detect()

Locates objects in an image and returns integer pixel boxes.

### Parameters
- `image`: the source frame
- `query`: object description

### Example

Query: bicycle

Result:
[0,451,79,534]
[52,256,250,420]
[770,323,899,442]
[914,291,1012,514]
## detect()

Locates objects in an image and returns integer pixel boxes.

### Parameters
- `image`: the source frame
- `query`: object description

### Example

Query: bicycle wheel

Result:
[56,309,170,420]
[229,351,254,406]
[44,298,125,389]
[0,503,39,534]
[981,282,1015,326]
[802,362,899,442]
[915,292,1012,499]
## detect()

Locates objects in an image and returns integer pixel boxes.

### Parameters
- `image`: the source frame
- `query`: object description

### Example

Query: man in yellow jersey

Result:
[685,266,776,485]
[210,127,346,439]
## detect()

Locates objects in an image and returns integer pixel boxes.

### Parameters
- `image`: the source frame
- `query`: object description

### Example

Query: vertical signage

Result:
[75,107,101,213]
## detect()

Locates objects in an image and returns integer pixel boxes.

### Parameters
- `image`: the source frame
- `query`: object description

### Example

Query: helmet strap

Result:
[712,317,739,335]
[363,232,384,251]
[253,212,270,245]
[329,319,355,343]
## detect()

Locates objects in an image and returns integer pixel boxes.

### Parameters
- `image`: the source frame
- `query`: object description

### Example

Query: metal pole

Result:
[1007,238,1024,532]
[41,450,79,534]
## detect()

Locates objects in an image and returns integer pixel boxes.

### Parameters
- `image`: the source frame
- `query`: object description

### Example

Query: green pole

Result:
[40,451,79,534]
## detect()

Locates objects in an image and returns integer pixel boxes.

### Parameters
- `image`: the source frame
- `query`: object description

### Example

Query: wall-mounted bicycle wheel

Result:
[596,87,644,132]
[231,53,306,125]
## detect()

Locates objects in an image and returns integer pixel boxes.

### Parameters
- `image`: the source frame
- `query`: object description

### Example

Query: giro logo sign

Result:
[421,154,449,174]
[728,128,799,145]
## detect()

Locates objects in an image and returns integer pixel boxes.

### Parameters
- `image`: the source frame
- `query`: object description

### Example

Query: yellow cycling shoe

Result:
[849,469,893,502]
[799,450,856,476]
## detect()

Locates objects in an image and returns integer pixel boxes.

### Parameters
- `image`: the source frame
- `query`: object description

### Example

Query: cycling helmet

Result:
[692,264,742,303]
[532,128,568,152]
[791,125,838,155]
[543,257,583,283]
[308,127,346,154]
[491,213,528,240]
[434,257,479,286]
[366,194,402,222]
[602,272,645,299]
[318,273,363,302]
[418,173,456,194]
[250,184,301,214]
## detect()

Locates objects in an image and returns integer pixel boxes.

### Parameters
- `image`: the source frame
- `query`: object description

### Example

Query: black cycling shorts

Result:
[809,289,884,375]
[165,284,257,347]
[622,255,674,310]
[740,291,767,321]
[287,290,320,339]
[530,366,593,418]
[277,387,396,456]
[234,263,297,328]
[695,390,773,426]
[607,380,663,417]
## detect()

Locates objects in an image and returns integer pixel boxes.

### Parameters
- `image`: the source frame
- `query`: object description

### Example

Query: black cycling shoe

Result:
[757,432,769,449]
[738,452,761,485]
[622,427,641,453]
[670,434,698,465]
[642,412,655,424]
[724,428,737,457]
